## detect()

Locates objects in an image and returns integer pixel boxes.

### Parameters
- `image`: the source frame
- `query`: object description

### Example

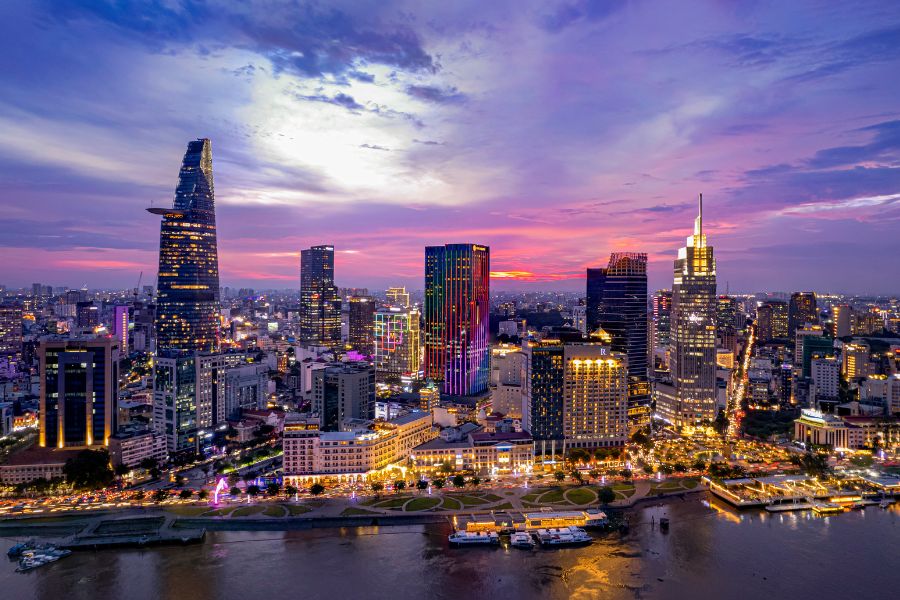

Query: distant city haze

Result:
[1,2,899,293]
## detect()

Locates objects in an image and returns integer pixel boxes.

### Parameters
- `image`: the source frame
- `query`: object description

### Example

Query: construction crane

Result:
[134,271,143,300]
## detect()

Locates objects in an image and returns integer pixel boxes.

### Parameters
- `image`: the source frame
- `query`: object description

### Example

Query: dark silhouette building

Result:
[299,245,341,346]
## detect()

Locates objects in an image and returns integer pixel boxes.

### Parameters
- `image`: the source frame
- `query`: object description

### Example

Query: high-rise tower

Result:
[299,245,341,346]
[149,138,221,354]
[666,195,717,428]
[424,244,490,396]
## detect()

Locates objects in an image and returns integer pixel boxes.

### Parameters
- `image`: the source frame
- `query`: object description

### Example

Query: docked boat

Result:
[15,547,72,572]
[509,532,535,549]
[7,542,34,559]
[811,501,844,515]
[879,499,893,509]
[448,531,500,546]
[535,527,593,547]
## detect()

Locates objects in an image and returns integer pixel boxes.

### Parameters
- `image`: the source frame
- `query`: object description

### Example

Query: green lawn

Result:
[521,493,540,503]
[538,489,567,504]
[405,497,441,511]
[283,503,311,516]
[262,504,286,517]
[452,495,489,506]
[439,497,462,510]
[231,505,265,517]
[374,497,412,509]
[683,478,699,489]
[565,488,596,505]
[481,493,502,502]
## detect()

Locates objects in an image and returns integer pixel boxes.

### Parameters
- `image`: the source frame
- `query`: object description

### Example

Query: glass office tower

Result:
[299,245,341,346]
[149,138,221,354]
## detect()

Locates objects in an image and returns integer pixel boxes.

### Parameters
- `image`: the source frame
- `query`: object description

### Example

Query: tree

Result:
[267,482,281,497]
[149,467,162,481]
[416,480,428,491]
[598,486,616,505]
[569,470,583,484]
[114,463,130,478]
[371,481,385,495]
[309,483,325,496]
[452,474,466,488]
[394,480,407,491]
[174,474,186,487]
[692,459,707,472]
[179,489,193,500]
[230,486,242,497]
[63,449,114,490]
[554,471,566,482]
[438,460,454,475]
[197,489,208,501]
[588,469,601,481]
[469,476,481,488]
[285,485,299,497]
[153,489,169,503]
[619,469,633,480]
[246,485,261,497]
[432,478,445,489]
[227,472,240,487]
[139,457,158,471]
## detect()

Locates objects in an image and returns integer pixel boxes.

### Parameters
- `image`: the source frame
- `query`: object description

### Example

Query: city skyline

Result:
[0,2,899,293]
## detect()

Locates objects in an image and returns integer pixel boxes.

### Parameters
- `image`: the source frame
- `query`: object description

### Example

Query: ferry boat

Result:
[448,531,500,546]
[523,510,608,530]
[811,501,844,515]
[509,532,535,549]
[535,527,593,547]
[15,547,72,572]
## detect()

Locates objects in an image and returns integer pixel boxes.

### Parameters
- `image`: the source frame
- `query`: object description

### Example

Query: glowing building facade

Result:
[374,306,421,381]
[757,300,788,341]
[39,337,119,449]
[424,244,490,396]
[300,245,341,346]
[563,344,628,449]
[150,138,221,354]
[665,195,718,428]
[788,292,818,339]
[347,296,376,353]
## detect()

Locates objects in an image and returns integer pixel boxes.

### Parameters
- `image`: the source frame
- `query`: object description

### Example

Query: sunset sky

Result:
[1,1,899,293]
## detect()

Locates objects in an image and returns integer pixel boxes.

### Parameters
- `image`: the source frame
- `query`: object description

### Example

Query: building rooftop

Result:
[2,445,82,466]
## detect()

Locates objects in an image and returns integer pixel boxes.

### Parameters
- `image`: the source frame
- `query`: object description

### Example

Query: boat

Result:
[509,532,535,549]
[879,499,893,509]
[811,501,844,515]
[7,542,33,559]
[448,531,500,546]
[850,500,867,510]
[535,527,593,547]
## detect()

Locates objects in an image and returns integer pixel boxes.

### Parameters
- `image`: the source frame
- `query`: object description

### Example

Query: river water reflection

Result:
[2,496,899,599]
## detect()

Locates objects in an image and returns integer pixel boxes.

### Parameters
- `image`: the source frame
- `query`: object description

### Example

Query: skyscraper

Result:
[300,245,341,346]
[148,138,222,453]
[757,300,789,342]
[788,292,818,339]
[0,304,22,358]
[649,289,672,356]
[111,305,129,353]
[39,337,119,448]
[149,138,221,354]
[666,195,717,428]
[424,244,490,396]
[585,253,649,406]
[563,344,628,449]
[347,296,376,353]
[385,286,410,308]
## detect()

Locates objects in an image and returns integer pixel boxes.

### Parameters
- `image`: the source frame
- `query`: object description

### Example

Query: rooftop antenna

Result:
[699,193,703,238]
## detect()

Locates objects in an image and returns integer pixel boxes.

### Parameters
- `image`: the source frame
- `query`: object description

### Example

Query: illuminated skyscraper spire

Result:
[148,138,221,354]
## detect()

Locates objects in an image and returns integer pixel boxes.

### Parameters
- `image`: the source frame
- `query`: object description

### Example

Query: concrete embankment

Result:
[173,513,449,531]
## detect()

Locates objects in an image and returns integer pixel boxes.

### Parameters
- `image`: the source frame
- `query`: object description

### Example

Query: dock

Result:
[60,515,205,550]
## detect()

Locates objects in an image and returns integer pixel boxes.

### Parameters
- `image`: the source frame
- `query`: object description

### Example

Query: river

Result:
[2,496,899,599]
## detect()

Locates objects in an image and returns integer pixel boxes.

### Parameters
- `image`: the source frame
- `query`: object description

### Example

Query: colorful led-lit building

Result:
[111,305,129,353]
[424,244,490,396]
[664,195,718,428]
[374,305,421,382]
[38,336,119,449]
